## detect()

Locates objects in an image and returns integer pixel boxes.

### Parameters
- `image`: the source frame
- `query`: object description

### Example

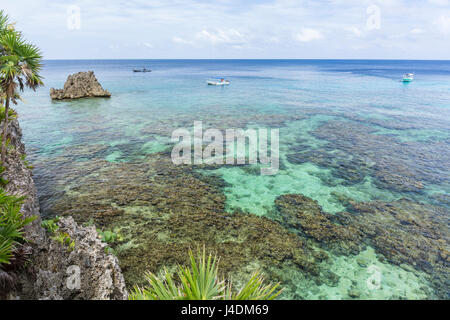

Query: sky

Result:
[2,0,450,59]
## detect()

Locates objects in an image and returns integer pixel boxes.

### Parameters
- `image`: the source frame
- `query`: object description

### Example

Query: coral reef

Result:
[286,120,449,193]
[23,102,449,299]
[50,71,111,100]
[275,193,450,299]
[275,194,362,255]
[43,152,333,291]
[340,199,449,299]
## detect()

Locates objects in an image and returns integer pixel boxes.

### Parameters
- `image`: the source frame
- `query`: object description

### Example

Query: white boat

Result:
[207,78,230,86]
[402,73,414,82]
[133,68,152,73]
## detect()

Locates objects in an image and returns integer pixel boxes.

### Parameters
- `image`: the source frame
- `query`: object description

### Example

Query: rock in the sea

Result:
[50,71,111,100]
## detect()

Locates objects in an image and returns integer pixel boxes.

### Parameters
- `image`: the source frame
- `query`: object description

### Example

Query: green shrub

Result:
[0,188,36,296]
[0,189,35,264]
[41,216,60,234]
[0,106,16,123]
[97,228,123,243]
[129,248,283,300]
[96,228,123,256]
[19,154,33,170]
[51,232,75,252]
[41,216,75,252]
[0,166,8,187]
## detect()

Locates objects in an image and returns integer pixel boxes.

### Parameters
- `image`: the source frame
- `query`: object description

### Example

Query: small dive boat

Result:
[133,68,152,73]
[402,73,414,82]
[207,78,230,86]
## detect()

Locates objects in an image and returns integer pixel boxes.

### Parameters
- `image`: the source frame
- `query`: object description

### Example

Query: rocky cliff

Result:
[50,71,111,100]
[2,117,127,300]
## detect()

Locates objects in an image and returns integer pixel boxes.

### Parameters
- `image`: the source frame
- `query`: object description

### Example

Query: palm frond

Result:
[129,247,283,301]
[228,271,283,300]
[0,11,10,34]
[0,28,44,93]
[177,248,224,300]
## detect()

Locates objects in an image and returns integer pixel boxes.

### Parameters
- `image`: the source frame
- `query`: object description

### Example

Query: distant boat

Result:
[133,68,152,73]
[207,78,230,86]
[402,73,414,82]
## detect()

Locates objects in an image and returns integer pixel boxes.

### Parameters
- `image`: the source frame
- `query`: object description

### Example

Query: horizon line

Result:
[42,58,450,61]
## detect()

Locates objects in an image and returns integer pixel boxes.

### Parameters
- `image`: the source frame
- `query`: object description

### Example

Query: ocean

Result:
[16,59,450,299]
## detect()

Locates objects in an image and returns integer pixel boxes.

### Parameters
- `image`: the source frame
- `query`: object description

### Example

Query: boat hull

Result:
[207,81,230,86]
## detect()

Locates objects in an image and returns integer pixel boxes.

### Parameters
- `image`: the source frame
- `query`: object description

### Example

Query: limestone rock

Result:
[50,71,111,100]
[33,217,127,300]
[1,117,127,300]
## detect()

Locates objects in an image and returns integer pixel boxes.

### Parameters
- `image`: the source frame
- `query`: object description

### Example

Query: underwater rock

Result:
[50,71,111,100]
[430,193,450,209]
[275,194,362,255]
[340,199,450,270]
[286,148,372,186]
[42,152,324,292]
[339,199,450,299]
[347,288,360,299]
[311,120,450,193]
[275,193,449,299]
[345,113,450,131]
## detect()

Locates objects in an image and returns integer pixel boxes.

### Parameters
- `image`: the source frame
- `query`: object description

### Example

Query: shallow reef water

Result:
[16,60,450,299]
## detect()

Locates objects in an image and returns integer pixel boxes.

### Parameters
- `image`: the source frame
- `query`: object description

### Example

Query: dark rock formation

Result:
[50,71,111,100]
[2,118,127,300]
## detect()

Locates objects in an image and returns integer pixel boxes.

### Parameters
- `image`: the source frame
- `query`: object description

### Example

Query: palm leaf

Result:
[129,247,283,301]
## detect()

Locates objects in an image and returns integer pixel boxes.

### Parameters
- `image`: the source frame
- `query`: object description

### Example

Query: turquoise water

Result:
[16,60,450,299]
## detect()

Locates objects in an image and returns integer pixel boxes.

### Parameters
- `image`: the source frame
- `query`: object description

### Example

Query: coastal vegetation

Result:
[41,216,75,252]
[129,248,283,300]
[0,10,42,299]
[0,10,43,163]
[0,188,35,297]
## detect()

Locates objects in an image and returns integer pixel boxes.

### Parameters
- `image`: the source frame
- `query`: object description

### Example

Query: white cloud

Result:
[294,28,324,42]
[266,36,280,43]
[139,42,153,48]
[410,28,425,34]
[195,29,246,45]
[434,16,450,34]
[172,36,193,45]
[2,0,450,59]
[349,27,364,37]
[428,0,449,5]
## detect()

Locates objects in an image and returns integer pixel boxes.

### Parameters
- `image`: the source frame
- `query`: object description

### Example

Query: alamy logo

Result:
[67,5,81,30]
[366,265,382,290]
[366,5,381,30]
[66,265,81,290]
[171,121,279,175]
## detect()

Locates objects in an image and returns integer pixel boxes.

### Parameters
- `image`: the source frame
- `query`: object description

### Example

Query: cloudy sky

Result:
[2,0,450,59]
